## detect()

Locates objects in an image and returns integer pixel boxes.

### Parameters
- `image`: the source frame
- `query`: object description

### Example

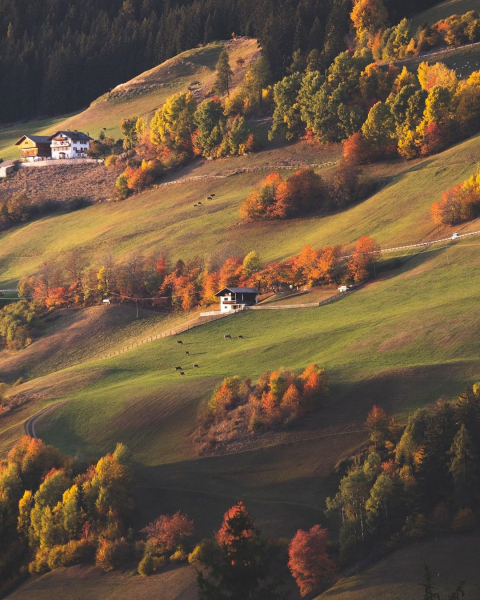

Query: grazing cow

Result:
[193,204,198,207]
[207,196,212,200]
[224,334,231,339]
[198,201,202,205]
[193,364,199,368]
[174,366,183,371]
[211,193,216,197]
[237,335,244,339]
[180,372,185,376]
[177,340,183,344]
[185,350,190,355]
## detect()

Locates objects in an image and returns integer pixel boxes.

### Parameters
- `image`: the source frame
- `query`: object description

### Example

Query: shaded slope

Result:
[318,534,480,599]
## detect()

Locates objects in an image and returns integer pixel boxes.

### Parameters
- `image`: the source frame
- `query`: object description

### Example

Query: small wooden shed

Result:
[0,160,16,178]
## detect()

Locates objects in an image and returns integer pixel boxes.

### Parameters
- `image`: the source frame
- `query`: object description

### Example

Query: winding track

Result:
[24,402,65,439]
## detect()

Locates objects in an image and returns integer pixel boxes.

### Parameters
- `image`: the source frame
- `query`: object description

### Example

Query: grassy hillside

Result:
[1,132,480,289]
[0,305,197,383]
[411,0,480,29]
[0,38,259,161]
[318,533,480,600]
[1,235,479,540]
[6,564,197,600]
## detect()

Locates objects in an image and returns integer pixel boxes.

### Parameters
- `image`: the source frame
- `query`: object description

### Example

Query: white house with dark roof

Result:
[214,287,260,313]
[48,130,92,159]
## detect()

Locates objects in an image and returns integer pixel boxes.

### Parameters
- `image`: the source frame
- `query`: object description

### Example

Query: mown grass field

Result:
[0,38,259,161]
[1,131,479,289]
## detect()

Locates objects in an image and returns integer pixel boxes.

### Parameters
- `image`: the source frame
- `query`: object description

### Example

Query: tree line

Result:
[270,49,480,164]
[326,383,480,566]
[1,0,439,124]
[0,437,134,594]
[15,234,381,320]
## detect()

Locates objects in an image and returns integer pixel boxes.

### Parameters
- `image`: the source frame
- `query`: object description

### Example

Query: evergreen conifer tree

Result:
[214,49,233,96]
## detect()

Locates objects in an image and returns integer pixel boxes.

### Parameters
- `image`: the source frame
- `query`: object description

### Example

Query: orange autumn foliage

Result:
[288,525,337,597]
[347,235,380,282]
[216,501,254,547]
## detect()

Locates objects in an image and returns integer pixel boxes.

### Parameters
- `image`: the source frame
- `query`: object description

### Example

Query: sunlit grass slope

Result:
[411,0,480,29]
[0,304,195,383]
[0,38,259,161]
[1,133,480,288]
[1,238,479,537]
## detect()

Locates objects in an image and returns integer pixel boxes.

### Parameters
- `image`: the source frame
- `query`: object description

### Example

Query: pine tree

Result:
[214,49,233,96]
[196,502,287,600]
[449,424,479,509]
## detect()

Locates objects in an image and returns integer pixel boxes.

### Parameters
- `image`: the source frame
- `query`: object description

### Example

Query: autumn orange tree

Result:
[347,235,380,282]
[195,502,289,600]
[288,525,337,597]
[138,511,194,574]
[343,132,372,164]
[431,169,480,226]
[351,0,388,48]
[240,169,325,221]
[239,172,283,221]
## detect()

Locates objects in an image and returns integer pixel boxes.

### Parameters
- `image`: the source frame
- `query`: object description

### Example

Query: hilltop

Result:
[0,38,259,162]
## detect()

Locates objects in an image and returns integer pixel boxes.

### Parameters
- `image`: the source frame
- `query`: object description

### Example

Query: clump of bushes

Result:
[137,511,194,576]
[240,166,371,222]
[115,160,164,199]
[197,365,328,454]
[431,167,480,226]
[0,192,93,231]
[240,169,327,221]
[0,300,42,350]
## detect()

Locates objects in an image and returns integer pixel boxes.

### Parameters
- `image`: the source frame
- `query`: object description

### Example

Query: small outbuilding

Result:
[0,160,16,178]
[214,287,260,313]
[15,135,51,160]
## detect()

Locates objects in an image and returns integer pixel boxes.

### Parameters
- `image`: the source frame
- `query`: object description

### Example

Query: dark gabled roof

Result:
[215,287,260,297]
[48,130,92,141]
[15,135,50,145]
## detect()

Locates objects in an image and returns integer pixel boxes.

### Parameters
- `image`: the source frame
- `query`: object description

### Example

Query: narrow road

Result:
[24,402,64,439]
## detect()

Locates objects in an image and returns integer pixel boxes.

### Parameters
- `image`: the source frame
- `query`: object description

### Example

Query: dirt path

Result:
[157,160,339,189]
[378,41,480,67]
[24,402,65,438]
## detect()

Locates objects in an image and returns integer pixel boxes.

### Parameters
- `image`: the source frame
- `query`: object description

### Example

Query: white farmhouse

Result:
[48,130,92,159]
[214,287,260,313]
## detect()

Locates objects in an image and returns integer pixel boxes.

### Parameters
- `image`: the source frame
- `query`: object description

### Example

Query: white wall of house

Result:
[220,294,234,313]
[51,135,90,159]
